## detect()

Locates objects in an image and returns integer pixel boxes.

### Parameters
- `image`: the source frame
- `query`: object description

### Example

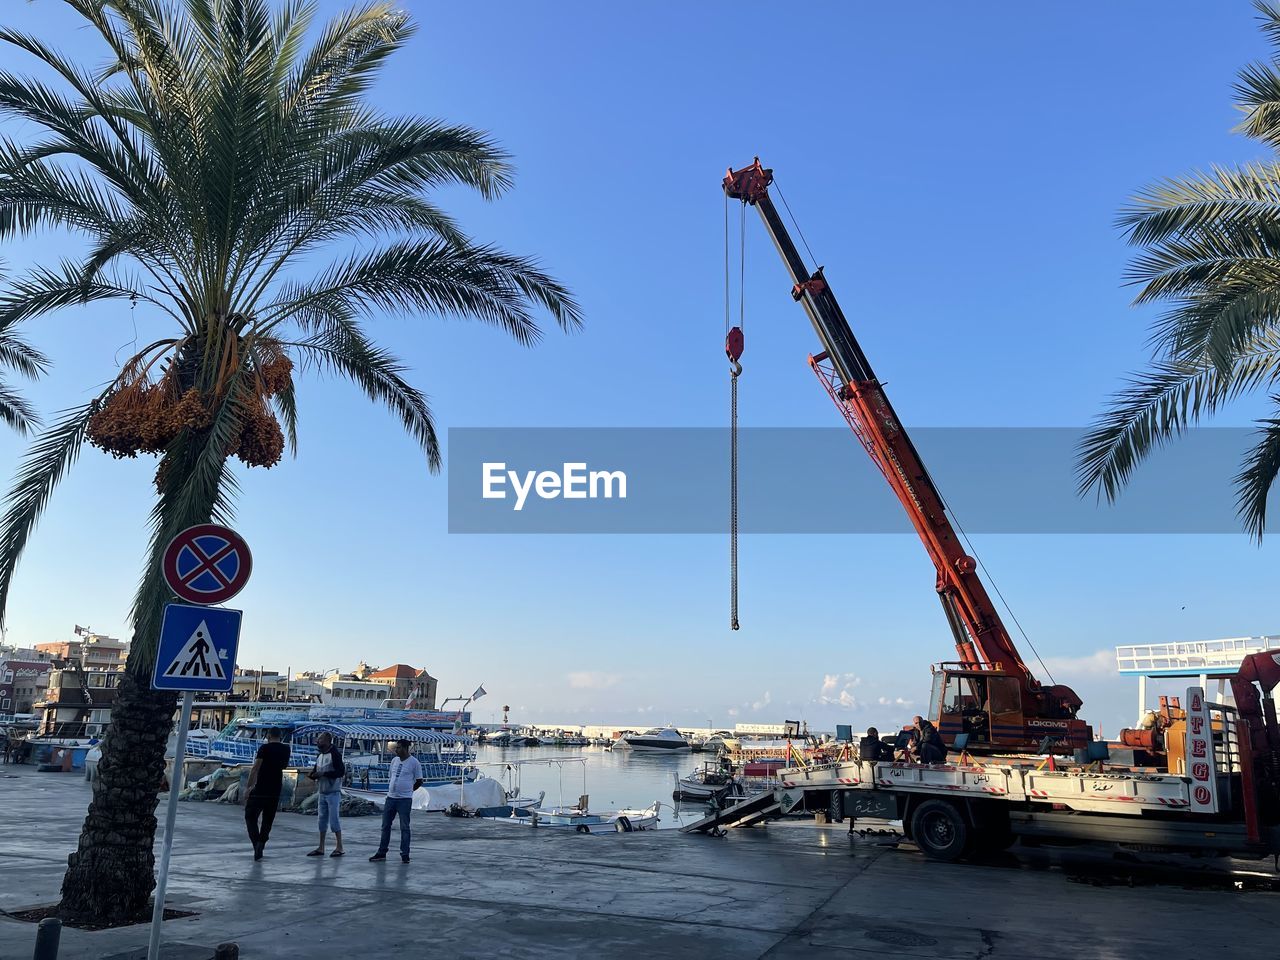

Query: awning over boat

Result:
[293,723,468,744]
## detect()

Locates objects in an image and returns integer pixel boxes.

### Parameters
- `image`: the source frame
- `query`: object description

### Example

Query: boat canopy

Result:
[236,717,306,730]
[293,722,466,744]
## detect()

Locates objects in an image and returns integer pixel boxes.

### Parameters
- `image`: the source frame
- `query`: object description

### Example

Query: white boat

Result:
[483,801,661,833]
[623,727,690,752]
[674,763,743,801]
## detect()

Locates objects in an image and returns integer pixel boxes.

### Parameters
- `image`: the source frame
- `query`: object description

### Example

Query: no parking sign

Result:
[162,523,253,605]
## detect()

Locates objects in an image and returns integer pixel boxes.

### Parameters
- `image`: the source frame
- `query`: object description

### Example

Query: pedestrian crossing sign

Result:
[152,603,242,692]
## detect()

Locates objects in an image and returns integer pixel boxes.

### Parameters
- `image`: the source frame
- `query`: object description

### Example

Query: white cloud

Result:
[1041,649,1115,678]
[750,691,772,711]
[877,696,913,708]
[816,674,862,709]
[727,707,739,717]
[567,671,621,690]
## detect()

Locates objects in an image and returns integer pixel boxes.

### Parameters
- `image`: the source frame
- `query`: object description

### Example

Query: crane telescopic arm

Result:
[724,158,1081,717]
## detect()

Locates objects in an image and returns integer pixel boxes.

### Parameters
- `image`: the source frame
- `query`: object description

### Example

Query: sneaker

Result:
[401,855,410,863]
[369,852,387,862]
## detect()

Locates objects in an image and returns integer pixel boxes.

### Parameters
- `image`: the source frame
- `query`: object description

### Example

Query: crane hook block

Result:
[726,326,744,363]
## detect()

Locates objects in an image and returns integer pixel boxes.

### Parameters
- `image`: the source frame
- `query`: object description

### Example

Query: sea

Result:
[473,744,716,829]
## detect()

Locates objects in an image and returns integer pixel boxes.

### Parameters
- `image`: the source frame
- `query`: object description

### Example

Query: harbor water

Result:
[474,744,714,829]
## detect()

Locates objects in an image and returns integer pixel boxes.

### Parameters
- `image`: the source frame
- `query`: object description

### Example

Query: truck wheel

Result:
[909,800,969,861]
[827,791,844,824]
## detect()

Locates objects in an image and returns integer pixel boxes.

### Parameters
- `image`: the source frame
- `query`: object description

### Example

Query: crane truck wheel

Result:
[909,800,970,862]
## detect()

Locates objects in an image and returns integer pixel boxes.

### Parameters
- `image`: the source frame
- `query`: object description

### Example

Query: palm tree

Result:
[1078,2,1280,538]
[0,0,579,923]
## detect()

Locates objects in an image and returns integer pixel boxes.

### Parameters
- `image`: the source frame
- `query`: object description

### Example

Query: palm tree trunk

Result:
[58,670,177,924]
[57,425,227,923]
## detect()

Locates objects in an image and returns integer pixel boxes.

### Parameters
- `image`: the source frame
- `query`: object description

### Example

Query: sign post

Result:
[148,689,193,960]
[147,523,249,960]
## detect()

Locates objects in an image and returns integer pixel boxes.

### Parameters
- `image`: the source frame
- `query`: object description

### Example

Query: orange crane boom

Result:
[725,159,1087,751]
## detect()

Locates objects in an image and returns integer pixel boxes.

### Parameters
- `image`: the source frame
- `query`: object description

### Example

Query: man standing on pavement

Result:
[245,728,290,861]
[307,731,346,858]
[370,739,423,863]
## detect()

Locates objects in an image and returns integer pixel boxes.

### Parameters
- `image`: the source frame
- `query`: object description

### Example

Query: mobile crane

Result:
[723,159,1088,753]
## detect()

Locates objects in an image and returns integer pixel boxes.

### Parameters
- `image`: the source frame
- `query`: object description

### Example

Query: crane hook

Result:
[727,326,743,631]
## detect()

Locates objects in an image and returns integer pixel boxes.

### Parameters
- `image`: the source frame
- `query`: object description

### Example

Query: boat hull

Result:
[624,740,690,752]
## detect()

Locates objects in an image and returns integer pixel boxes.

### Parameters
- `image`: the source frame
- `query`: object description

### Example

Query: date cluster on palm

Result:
[87,351,293,470]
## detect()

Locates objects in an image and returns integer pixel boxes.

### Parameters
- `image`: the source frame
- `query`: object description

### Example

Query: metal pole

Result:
[148,689,193,960]
[32,917,61,960]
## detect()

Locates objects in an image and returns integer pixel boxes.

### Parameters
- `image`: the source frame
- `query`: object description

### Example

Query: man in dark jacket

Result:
[917,720,946,764]
[859,727,892,762]
[307,731,346,857]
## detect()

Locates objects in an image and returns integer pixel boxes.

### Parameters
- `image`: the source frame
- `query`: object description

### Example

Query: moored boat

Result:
[623,727,690,752]
[479,801,660,833]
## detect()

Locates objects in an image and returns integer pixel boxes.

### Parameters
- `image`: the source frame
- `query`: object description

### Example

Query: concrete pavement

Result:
[1,763,1277,958]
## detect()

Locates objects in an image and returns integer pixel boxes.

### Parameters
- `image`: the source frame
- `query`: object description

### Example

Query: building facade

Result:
[0,658,54,716]
[34,631,129,672]
[366,664,437,708]
[320,675,392,703]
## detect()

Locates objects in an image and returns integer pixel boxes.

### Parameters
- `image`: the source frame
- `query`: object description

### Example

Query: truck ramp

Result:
[681,790,781,833]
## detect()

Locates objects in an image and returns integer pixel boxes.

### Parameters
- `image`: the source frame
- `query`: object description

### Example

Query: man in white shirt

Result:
[370,739,423,863]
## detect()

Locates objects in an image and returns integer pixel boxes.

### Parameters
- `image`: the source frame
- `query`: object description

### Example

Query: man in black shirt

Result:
[859,726,891,762]
[245,728,290,860]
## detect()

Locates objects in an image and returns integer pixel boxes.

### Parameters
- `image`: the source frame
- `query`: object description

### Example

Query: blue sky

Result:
[0,1,1277,735]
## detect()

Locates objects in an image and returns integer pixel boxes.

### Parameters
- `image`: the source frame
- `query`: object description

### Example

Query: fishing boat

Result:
[622,726,690,752]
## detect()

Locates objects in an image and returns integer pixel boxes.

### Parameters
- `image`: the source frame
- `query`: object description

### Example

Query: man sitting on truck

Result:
[859,727,892,762]
[916,720,946,764]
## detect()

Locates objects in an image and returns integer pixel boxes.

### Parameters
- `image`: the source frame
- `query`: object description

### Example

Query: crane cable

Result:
[726,195,745,631]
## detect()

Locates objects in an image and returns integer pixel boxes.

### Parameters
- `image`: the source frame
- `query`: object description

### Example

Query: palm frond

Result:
[0,401,98,622]
[266,239,581,345]
[290,318,441,470]
[270,375,299,455]
[1077,333,1280,501]
[0,384,39,436]
[1235,398,1280,539]
[0,328,51,379]
[0,263,152,329]
[1236,3,1280,147]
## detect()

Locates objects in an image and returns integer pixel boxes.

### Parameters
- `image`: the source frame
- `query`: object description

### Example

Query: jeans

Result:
[317,791,342,834]
[377,797,412,857]
[245,794,279,849]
